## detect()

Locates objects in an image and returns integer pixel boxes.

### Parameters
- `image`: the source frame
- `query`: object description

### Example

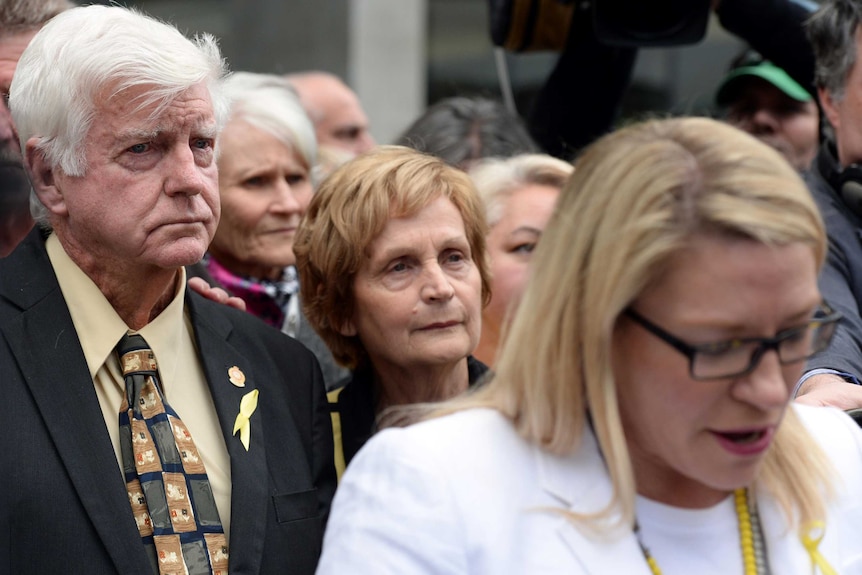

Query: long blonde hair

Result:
[430,117,832,531]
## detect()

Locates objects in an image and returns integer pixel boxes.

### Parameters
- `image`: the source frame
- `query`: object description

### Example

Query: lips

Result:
[418,320,461,331]
[711,426,775,456]
[157,218,206,229]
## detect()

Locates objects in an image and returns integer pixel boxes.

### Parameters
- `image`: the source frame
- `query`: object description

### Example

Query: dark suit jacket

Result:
[186,261,348,390]
[0,228,337,575]
[805,143,862,379]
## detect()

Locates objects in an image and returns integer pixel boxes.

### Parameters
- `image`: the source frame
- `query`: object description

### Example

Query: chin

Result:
[154,239,209,268]
[418,344,473,366]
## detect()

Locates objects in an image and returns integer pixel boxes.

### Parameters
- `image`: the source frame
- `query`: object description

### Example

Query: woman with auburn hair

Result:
[316,117,862,574]
[469,153,572,366]
[293,145,492,476]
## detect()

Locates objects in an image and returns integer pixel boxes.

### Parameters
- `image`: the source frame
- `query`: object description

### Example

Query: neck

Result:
[372,358,470,413]
[60,235,180,330]
[629,441,730,508]
[474,316,500,367]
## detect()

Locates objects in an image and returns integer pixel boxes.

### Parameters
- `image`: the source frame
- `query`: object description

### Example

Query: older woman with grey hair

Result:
[190,71,347,385]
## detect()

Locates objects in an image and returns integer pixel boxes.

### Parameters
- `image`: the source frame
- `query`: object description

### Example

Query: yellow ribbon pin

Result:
[800,521,838,575]
[232,389,259,451]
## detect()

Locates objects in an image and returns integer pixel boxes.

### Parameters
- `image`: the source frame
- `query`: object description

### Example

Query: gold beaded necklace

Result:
[635,489,763,575]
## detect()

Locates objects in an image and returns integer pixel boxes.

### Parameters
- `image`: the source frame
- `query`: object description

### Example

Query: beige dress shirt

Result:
[47,234,233,541]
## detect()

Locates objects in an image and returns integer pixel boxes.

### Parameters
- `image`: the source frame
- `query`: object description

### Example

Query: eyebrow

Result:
[114,128,159,144]
[195,124,219,139]
[114,122,218,144]
[371,235,470,262]
[508,226,542,236]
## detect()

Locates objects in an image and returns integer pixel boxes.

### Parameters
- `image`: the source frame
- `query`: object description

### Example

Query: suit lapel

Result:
[536,428,652,575]
[188,294,268,575]
[0,230,152,574]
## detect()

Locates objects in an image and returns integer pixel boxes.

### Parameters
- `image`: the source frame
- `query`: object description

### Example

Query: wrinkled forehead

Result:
[87,82,218,143]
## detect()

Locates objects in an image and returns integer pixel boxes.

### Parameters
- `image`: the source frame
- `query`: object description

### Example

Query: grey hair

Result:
[395,96,539,170]
[221,72,317,182]
[468,153,572,227]
[0,0,74,35]
[9,4,229,225]
[807,0,862,101]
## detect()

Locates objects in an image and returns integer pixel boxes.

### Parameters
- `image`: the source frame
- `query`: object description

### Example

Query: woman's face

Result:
[344,196,483,374]
[209,119,313,279]
[484,184,559,334]
[612,234,820,507]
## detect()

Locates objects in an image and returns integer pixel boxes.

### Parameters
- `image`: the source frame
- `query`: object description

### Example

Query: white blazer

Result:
[316,404,862,574]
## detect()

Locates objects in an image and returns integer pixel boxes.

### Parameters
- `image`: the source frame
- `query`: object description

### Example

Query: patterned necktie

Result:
[117,333,229,575]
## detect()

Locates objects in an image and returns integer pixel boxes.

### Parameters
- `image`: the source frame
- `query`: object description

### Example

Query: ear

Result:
[819,86,841,132]
[25,137,69,218]
[337,318,357,337]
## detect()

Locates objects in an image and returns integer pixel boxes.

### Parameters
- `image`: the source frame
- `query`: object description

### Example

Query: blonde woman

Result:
[316,118,862,574]
[469,154,572,365]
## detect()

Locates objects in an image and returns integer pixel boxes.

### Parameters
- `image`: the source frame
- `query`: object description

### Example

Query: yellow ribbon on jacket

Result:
[800,521,838,575]
[232,389,259,451]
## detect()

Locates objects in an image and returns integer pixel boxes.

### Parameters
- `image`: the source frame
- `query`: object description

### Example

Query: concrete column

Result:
[349,0,427,145]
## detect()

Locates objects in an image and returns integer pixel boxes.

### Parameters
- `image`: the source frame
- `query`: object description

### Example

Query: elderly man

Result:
[796,0,862,410]
[1,5,335,575]
[287,71,375,157]
[716,50,819,172]
[0,0,73,256]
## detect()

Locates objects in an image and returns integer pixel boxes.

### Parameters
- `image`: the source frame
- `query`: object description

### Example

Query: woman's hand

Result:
[188,276,247,312]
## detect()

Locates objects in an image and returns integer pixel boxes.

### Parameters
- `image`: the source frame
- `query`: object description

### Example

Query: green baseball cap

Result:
[716,60,811,106]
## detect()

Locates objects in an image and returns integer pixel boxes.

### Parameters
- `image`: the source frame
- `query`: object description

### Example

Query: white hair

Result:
[468,153,573,226]
[221,72,317,177]
[9,4,229,223]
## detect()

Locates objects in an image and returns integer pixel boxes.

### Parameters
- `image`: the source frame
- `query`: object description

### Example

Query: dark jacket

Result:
[186,260,348,389]
[805,142,862,379]
[0,228,336,574]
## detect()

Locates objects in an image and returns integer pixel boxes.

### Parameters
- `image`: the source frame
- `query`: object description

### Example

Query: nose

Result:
[747,107,779,135]
[164,145,209,197]
[732,348,791,411]
[270,179,302,215]
[420,263,455,303]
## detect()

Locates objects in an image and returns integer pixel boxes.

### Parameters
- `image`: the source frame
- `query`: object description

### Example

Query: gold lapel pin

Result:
[228,366,246,387]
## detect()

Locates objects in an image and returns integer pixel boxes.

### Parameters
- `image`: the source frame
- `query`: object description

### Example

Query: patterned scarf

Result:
[205,256,299,329]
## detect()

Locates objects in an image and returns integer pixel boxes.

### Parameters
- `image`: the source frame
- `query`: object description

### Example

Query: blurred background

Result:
[116,0,760,145]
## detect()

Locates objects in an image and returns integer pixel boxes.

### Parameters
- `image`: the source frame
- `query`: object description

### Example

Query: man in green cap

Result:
[716,49,819,171]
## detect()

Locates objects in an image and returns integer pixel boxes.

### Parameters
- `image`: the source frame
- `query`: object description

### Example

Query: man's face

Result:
[0,30,38,160]
[726,78,819,171]
[310,79,375,156]
[48,82,220,271]
[822,26,862,168]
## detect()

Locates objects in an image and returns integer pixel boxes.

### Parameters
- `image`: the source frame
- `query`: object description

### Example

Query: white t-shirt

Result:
[636,493,747,574]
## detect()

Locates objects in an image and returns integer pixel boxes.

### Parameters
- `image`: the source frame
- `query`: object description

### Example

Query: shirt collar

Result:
[47,233,188,386]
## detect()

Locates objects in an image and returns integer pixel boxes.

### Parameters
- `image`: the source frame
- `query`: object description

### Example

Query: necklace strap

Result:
[635,489,763,575]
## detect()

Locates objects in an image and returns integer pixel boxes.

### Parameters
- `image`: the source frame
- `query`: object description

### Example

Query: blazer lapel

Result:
[188,294,268,575]
[536,428,652,575]
[0,230,152,574]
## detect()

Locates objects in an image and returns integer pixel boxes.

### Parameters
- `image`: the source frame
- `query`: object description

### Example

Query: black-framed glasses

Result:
[624,303,842,380]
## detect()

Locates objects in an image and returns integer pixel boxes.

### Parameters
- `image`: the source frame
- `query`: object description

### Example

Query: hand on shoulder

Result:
[187,276,247,312]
